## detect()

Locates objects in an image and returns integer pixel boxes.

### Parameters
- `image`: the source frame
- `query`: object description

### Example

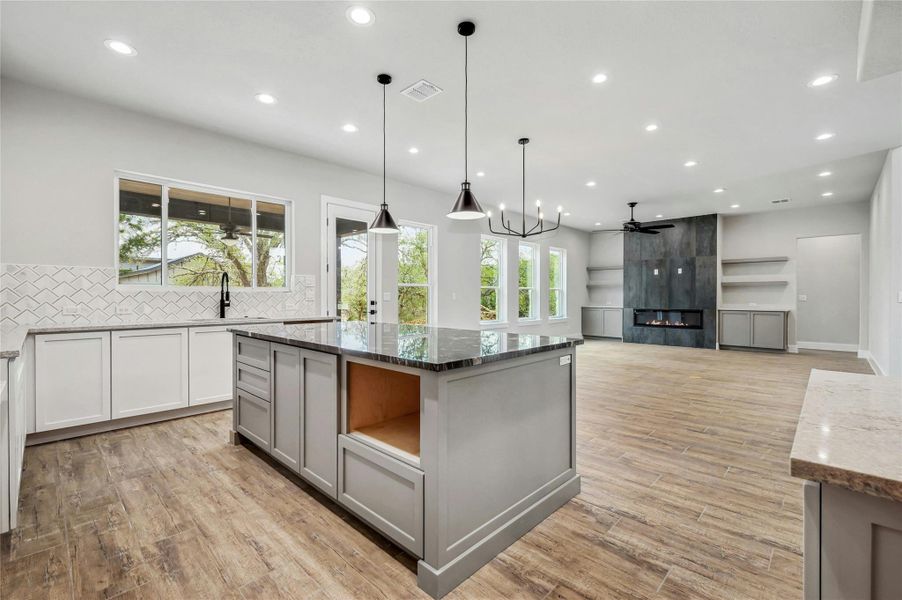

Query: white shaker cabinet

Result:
[35,331,111,431]
[188,326,233,405]
[112,328,189,419]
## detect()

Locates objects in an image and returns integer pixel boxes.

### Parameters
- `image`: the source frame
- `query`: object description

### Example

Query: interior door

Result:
[325,201,379,323]
[796,234,860,349]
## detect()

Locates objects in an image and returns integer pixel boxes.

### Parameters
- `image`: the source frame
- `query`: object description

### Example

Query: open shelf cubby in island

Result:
[346,362,420,463]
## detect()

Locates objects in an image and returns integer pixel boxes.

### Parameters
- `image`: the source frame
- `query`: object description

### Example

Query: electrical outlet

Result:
[798,294,808,302]
[898,291,902,303]
[653,268,659,276]
[116,306,133,315]
[559,355,572,366]
[62,305,78,315]
[677,267,683,274]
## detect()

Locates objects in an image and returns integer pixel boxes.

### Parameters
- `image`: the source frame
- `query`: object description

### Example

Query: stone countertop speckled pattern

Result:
[0,316,336,359]
[790,369,902,502]
[229,322,583,372]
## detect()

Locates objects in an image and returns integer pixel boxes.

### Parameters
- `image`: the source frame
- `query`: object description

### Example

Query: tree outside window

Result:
[398,224,432,325]
[519,242,539,320]
[480,236,505,322]
[549,247,566,319]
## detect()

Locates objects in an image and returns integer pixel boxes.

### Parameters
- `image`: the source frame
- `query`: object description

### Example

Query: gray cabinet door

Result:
[602,309,623,338]
[236,389,271,451]
[751,312,786,349]
[299,349,339,498]
[581,308,604,336]
[271,343,301,472]
[719,311,751,346]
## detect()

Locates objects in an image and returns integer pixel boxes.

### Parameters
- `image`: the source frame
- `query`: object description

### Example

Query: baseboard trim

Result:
[788,345,799,354]
[26,400,232,445]
[856,351,886,376]
[796,341,859,353]
[417,474,581,599]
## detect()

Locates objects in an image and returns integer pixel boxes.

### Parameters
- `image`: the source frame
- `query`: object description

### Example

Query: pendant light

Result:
[447,21,486,220]
[488,138,562,238]
[370,73,400,234]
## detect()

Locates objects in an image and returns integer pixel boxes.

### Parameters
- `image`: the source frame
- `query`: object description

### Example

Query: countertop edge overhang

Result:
[789,369,902,503]
[229,325,584,372]
[0,316,337,359]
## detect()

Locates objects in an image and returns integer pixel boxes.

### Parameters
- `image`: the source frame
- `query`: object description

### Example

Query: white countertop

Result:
[719,304,792,312]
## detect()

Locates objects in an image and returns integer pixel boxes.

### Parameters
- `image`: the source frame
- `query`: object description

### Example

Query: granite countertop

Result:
[0,316,335,359]
[790,369,902,502]
[229,321,583,372]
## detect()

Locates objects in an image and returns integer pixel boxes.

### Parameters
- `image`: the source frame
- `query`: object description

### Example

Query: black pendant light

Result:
[447,21,486,220]
[370,73,399,234]
[488,138,562,238]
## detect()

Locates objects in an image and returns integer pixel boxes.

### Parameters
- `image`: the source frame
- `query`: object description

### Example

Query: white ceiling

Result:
[2,1,900,230]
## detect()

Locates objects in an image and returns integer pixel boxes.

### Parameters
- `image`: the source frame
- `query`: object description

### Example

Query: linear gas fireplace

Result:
[633,309,703,329]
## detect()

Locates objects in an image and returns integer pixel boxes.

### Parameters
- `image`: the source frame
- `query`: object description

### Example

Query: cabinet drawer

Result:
[338,434,424,557]
[236,336,270,371]
[236,362,270,400]
[236,389,271,451]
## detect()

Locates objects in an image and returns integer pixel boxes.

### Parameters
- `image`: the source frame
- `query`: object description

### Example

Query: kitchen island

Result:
[228,321,582,598]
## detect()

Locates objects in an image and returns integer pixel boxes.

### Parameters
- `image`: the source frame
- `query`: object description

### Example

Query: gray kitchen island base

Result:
[417,474,580,598]
[229,322,582,598]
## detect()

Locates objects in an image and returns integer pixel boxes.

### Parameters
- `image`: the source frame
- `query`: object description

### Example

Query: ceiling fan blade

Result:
[642,223,675,230]
[636,228,661,235]
[591,228,626,233]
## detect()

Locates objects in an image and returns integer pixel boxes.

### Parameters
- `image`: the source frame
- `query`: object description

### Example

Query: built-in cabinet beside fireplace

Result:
[622,214,717,349]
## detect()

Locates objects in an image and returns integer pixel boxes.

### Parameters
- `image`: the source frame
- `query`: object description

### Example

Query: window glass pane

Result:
[166,188,253,286]
[398,286,428,325]
[549,251,562,288]
[256,200,286,287]
[480,288,498,321]
[519,245,534,288]
[399,226,428,285]
[550,289,563,318]
[118,179,163,285]
[336,217,368,322]
[519,289,533,319]
[480,238,500,286]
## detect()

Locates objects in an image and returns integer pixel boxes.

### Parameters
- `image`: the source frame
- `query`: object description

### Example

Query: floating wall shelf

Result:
[587,282,623,288]
[587,265,624,272]
[721,256,790,265]
[721,275,791,286]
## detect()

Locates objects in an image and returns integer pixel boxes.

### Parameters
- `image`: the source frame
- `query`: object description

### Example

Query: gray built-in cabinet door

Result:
[750,312,786,350]
[719,311,751,347]
[271,343,302,472]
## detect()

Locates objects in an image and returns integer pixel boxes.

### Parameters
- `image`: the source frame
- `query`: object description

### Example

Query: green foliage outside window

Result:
[398,226,430,325]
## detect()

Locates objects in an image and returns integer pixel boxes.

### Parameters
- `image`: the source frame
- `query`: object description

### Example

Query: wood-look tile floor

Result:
[1,341,873,600]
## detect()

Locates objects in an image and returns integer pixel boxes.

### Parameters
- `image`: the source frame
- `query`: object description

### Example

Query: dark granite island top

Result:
[228,321,583,372]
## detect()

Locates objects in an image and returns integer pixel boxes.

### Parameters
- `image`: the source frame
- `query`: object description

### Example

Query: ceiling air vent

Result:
[771,198,791,204]
[400,79,444,102]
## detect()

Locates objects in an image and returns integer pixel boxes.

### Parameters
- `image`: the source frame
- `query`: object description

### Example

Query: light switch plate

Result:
[898,291,902,303]
[559,355,572,366]
[383,292,392,301]
[677,267,683,274]
[798,294,808,302]
[653,268,659,276]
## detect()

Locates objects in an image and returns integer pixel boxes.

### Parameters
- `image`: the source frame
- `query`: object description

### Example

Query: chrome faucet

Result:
[220,272,230,318]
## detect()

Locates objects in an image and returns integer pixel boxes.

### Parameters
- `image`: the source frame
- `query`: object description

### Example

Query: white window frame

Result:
[397,220,437,326]
[548,246,567,320]
[518,241,540,322]
[114,171,292,291]
[480,234,507,326]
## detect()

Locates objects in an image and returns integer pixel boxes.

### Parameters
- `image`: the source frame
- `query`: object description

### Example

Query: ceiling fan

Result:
[592,202,675,235]
[218,197,272,246]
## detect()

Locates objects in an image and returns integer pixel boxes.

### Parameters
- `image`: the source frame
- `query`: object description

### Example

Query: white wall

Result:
[867,147,902,376]
[0,78,588,334]
[586,232,624,307]
[721,201,871,350]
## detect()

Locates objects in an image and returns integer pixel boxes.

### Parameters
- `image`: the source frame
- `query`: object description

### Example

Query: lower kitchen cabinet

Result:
[112,328,189,419]
[236,388,271,450]
[718,310,787,350]
[582,307,622,338]
[35,331,111,431]
[188,326,233,405]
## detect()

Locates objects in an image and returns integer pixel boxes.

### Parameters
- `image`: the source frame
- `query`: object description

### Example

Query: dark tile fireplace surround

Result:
[622,214,717,349]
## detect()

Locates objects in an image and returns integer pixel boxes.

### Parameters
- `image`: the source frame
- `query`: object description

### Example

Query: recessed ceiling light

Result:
[815,132,835,141]
[564,212,571,217]
[476,171,485,177]
[595,222,601,226]
[644,123,659,132]
[198,210,207,215]
[808,74,838,88]
[730,204,740,209]
[821,191,834,197]
[255,93,277,105]
[342,123,358,133]
[655,214,664,219]
[713,187,725,193]
[818,170,832,177]
[104,39,137,56]
[151,203,160,208]
[346,6,375,26]
[683,160,698,167]
[592,73,608,84]
[586,181,596,187]
[408,147,419,154]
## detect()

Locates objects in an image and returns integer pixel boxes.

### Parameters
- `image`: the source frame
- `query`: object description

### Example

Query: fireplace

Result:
[633,309,703,330]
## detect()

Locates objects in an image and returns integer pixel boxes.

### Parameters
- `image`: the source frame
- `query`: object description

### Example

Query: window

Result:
[549,247,567,319]
[398,223,434,325]
[117,175,289,288]
[518,242,539,320]
[480,236,505,323]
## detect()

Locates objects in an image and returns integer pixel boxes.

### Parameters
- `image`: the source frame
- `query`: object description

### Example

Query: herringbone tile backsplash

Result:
[1,264,317,328]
